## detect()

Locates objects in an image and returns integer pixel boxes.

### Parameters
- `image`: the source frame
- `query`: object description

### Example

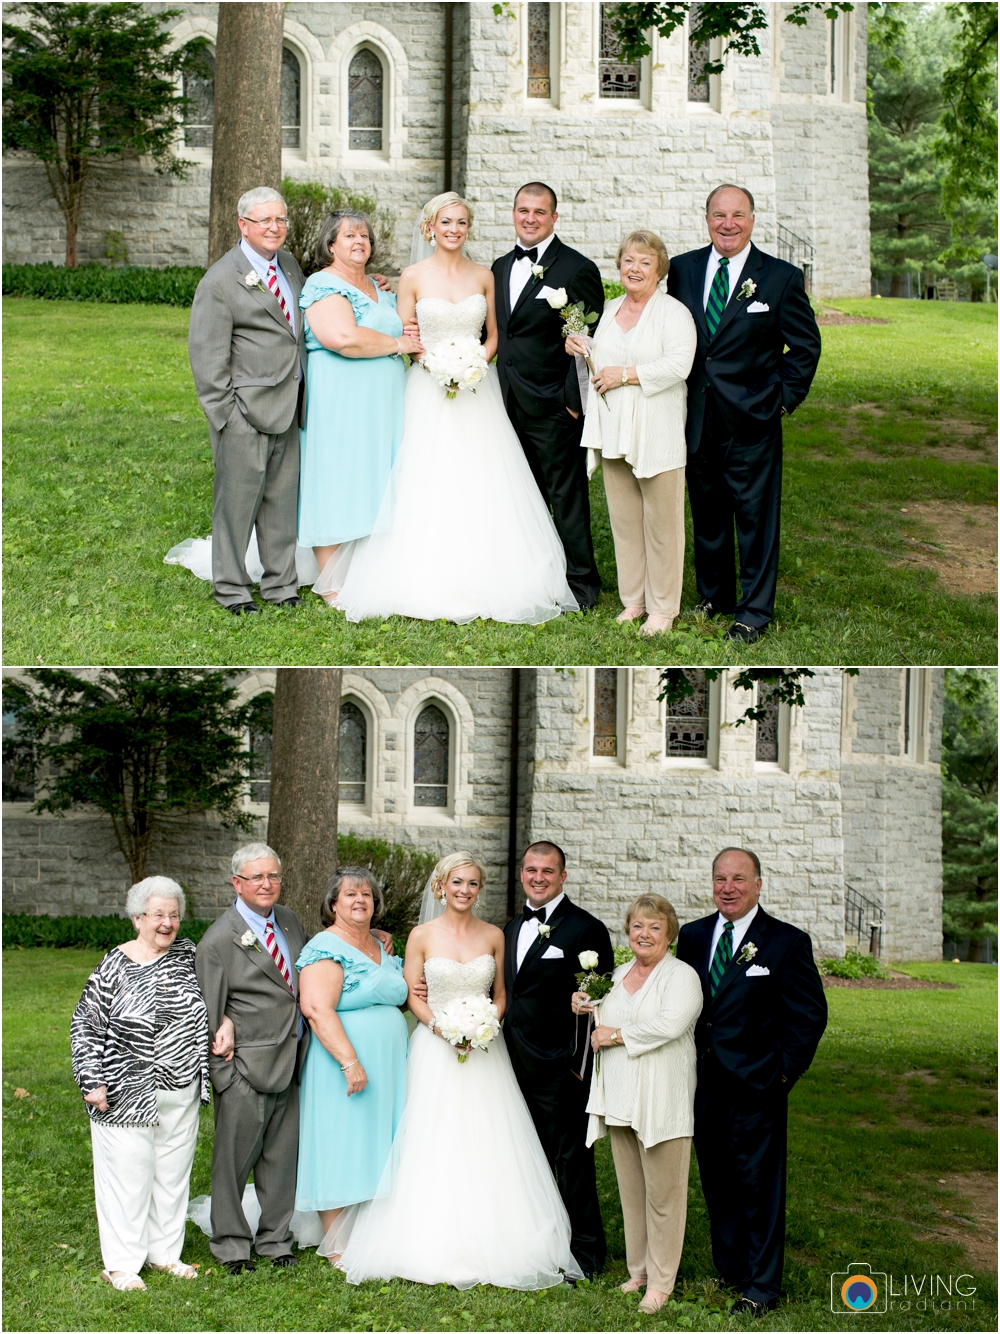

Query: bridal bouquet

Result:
[423,336,488,399]
[435,994,501,1062]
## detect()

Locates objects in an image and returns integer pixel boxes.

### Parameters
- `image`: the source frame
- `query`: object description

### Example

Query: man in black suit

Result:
[676,848,827,1316]
[493,184,605,610]
[667,186,822,643]
[503,841,615,1277]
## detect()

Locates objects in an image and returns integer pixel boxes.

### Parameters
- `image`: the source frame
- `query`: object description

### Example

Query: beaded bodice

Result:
[415,295,487,353]
[424,955,496,1017]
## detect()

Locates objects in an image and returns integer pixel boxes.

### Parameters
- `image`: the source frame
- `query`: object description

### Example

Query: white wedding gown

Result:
[330,955,582,1290]
[315,295,577,624]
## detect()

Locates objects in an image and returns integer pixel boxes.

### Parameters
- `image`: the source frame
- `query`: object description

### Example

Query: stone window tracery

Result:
[754,683,781,764]
[528,3,551,98]
[664,671,710,758]
[349,47,384,151]
[183,47,214,148]
[339,701,367,803]
[599,4,640,99]
[414,704,449,807]
[687,5,711,102]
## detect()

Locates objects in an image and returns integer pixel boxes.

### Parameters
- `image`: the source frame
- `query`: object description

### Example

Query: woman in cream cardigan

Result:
[566,232,697,634]
[573,894,703,1314]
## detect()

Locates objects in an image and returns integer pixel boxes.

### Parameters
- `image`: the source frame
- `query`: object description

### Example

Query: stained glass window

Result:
[414,705,448,807]
[281,47,301,148]
[687,5,711,102]
[528,3,551,98]
[248,699,273,804]
[599,4,640,100]
[339,701,367,803]
[183,48,214,148]
[593,669,618,757]
[754,682,781,764]
[2,710,34,802]
[829,15,838,95]
[349,48,384,151]
[665,671,710,758]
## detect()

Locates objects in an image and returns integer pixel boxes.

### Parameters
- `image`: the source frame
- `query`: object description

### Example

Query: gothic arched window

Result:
[349,48,384,151]
[339,700,367,803]
[665,671,710,758]
[754,682,781,764]
[247,693,273,804]
[282,47,301,148]
[528,3,551,98]
[414,704,449,807]
[599,4,640,100]
[593,669,619,757]
[687,5,711,102]
[183,47,214,148]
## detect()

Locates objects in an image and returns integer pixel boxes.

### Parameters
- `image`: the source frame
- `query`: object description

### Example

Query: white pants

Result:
[90,1080,200,1273]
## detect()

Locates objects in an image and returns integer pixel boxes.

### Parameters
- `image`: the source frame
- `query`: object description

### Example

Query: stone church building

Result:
[3,668,943,962]
[2,2,871,297]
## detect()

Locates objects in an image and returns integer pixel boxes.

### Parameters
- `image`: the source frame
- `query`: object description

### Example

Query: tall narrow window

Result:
[754,682,781,764]
[349,48,384,151]
[281,48,301,148]
[339,701,367,803]
[528,3,551,98]
[593,669,619,757]
[687,5,711,102]
[414,705,449,807]
[829,15,838,95]
[599,4,640,100]
[247,696,273,804]
[903,669,925,759]
[665,671,709,758]
[2,710,34,802]
[183,47,214,148]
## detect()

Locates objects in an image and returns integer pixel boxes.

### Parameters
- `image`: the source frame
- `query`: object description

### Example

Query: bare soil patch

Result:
[920,1173,999,1272]
[822,975,957,990]
[844,403,998,465]
[817,309,889,326]
[893,502,998,596]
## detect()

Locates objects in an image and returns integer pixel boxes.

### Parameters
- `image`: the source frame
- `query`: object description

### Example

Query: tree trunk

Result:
[267,669,341,936]
[208,3,284,266]
[64,216,78,269]
[889,271,906,298]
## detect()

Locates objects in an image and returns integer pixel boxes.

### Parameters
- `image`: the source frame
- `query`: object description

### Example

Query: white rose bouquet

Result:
[545,289,608,411]
[422,335,488,400]
[435,993,501,1063]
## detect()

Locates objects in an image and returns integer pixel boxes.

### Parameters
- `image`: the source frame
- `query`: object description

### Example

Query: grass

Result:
[3,950,996,1332]
[2,297,995,666]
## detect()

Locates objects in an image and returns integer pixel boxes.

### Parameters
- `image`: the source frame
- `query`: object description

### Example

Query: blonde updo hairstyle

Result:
[419,191,474,243]
[431,851,487,902]
[617,230,670,281]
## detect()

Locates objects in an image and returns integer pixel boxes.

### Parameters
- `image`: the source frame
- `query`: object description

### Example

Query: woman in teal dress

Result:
[295,867,409,1248]
[297,210,423,590]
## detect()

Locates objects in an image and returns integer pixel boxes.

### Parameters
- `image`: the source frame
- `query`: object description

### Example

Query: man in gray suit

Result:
[188,187,306,614]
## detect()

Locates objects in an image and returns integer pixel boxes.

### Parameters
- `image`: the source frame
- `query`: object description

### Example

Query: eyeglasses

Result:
[235,873,283,886]
[144,912,181,924]
[241,215,289,228]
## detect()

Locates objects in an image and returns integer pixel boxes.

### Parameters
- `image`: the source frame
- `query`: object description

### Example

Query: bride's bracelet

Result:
[426,1018,437,1035]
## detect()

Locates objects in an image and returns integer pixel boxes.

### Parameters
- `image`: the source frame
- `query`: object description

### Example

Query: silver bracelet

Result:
[340,1058,358,1073]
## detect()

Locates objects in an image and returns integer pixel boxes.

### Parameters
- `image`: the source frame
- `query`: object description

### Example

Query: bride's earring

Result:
[430,236,437,248]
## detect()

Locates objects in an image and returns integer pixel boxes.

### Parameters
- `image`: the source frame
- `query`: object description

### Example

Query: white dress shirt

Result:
[516,889,565,970]
[509,231,557,311]
[701,242,752,311]
[240,237,296,336]
[708,902,759,967]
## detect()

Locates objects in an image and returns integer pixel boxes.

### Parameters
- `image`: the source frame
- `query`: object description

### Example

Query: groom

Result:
[493,184,605,611]
[503,842,614,1278]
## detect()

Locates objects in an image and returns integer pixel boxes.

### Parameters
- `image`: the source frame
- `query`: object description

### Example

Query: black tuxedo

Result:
[667,243,821,628]
[493,236,605,607]
[676,906,827,1305]
[504,894,614,1274]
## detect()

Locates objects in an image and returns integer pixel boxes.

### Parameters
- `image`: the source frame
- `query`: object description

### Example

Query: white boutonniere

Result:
[240,928,261,952]
[737,941,758,965]
[244,270,264,289]
[537,923,552,939]
[530,262,546,281]
[737,278,757,302]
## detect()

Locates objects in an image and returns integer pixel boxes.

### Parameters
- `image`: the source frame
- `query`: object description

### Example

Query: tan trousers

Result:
[609,1126,692,1294]
[601,458,685,619]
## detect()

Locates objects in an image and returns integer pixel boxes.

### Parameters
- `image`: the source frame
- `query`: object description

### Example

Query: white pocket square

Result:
[535,285,560,300]
[746,301,770,313]
[541,945,565,959]
[745,964,770,976]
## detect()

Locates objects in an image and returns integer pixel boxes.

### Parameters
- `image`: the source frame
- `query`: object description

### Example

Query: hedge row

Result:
[2,913,212,951]
[2,263,205,306]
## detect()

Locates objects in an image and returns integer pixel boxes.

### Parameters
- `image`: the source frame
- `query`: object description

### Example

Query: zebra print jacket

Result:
[71,936,211,1127]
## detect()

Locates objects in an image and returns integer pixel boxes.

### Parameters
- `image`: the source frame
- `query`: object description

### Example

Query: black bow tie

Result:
[522,905,547,923]
[514,245,539,262]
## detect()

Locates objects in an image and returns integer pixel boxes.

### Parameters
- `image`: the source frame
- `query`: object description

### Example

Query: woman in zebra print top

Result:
[71,876,216,1291]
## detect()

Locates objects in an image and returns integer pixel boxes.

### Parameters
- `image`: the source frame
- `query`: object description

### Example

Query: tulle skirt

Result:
[329,1024,582,1290]
[164,531,320,586]
[314,362,578,625]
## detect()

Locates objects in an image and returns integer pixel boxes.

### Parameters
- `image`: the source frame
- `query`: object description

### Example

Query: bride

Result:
[325,853,582,1290]
[315,193,577,624]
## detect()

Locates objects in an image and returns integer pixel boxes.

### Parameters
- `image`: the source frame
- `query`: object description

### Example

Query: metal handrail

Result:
[844,883,885,957]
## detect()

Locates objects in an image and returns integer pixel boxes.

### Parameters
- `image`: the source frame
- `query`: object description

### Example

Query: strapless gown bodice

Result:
[414,295,487,351]
[423,954,495,1016]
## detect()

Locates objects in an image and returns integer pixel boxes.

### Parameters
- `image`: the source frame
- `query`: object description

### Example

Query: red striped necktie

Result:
[266,263,293,328]
[264,919,294,991]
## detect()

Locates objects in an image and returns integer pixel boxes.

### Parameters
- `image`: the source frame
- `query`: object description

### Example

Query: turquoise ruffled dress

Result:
[297,273,405,547]
[294,933,409,1212]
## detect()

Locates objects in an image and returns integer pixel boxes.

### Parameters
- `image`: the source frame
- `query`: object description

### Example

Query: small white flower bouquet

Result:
[545,289,608,411]
[435,993,501,1063]
[422,335,488,400]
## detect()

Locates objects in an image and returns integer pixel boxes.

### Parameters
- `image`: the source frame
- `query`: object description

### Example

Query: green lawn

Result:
[3,950,996,1332]
[2,297,995,667]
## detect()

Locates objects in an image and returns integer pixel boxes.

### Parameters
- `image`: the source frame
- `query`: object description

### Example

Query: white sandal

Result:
[148,1261,199,1279]
[101,1270,147,1291]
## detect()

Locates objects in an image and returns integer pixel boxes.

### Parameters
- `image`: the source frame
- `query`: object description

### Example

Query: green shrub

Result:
[2,913,212,950]
[603,279,625,300]
[336,833,437,940]
[820,948,890,980]
[281,178,396,276]
[2,263,204,305]
[613,945,633,967]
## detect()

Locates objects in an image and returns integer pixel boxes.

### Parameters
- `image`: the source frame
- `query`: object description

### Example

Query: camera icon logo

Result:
[830,1263,887,1313]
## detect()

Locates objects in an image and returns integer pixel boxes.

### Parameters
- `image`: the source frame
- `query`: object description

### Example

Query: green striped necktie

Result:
[705,256,730,337]
[709,920,734,997]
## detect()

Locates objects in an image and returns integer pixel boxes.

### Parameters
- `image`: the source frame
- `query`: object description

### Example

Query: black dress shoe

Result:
[273,596,304,609]
[724,621,764,644]
[221,1258,255,1275]
[729,1297,775,1317]
[226,602,260,616]
[268,1253,299,1269]
[693,599,725,618]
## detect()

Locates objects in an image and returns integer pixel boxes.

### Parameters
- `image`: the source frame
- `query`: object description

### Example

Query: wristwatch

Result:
[620,367,630,386]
